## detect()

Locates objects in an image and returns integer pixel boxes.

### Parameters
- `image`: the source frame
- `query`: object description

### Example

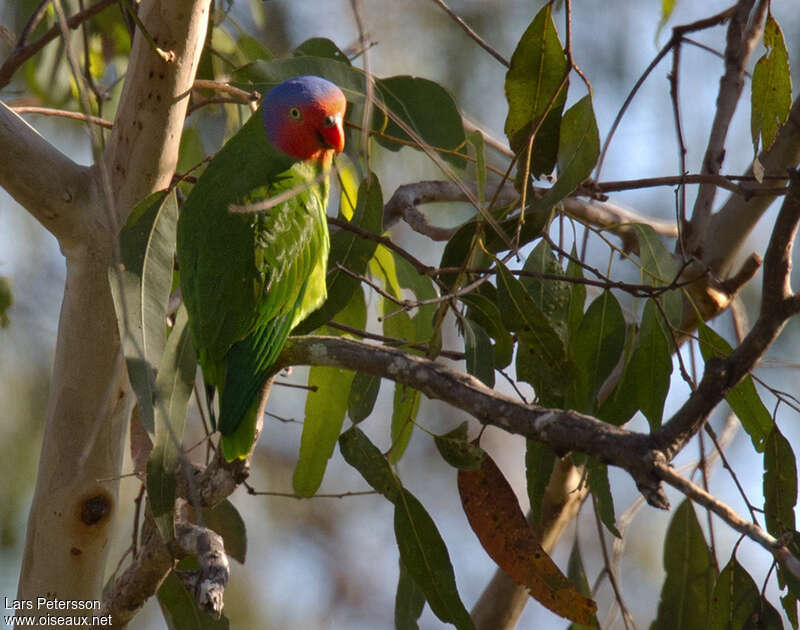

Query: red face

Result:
[263,77,347,163]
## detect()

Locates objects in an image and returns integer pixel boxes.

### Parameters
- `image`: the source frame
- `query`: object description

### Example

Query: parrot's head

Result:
[262,75,347,163]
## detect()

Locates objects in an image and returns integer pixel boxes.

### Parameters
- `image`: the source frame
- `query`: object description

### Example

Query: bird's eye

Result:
[289,107,302,120]
[322,114,338,127]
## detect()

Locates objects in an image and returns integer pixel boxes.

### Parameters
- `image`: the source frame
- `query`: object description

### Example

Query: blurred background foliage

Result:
[1,1,799,628]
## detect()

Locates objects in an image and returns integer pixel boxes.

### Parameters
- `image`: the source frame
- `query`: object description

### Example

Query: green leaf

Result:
[468,131,487,207]
[295,173,383,333]
[147,305,197,543]
[496,261,570,403]
[764,425,797,538]
[434,422,485,471]
[698,323,773,451]
[396,558,426,630]
[394,490,476,630]
[0,276,11,327]
[567,247,586,337]
[567,538,596,630]
[569,290,625,413]
[348,371,381,424]
[521,240,570,339]
[201,499,247,564]
[293,366,355,497]
[596,323,639,426]
[293,37,351,65]
[331,284,367,332]
[628,299,673,430]
[709,556,769,630]
[529,95,600,214]
[751,15,792,154]
[463,318,495,387]
[587,458,620,537]
[389,384,421,465]
[157,571,229,630]
[109,189,178,435]
[651,499,717,630]
[504,3,568,175]
[459,293,513,369]
[340,428,475,629]
[376,75,467,168]
[632,223,682,329]
[339,426,402,502]
[526,439,556,525]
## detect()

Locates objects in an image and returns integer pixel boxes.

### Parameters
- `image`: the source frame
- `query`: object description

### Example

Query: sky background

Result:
[1,0,800,628]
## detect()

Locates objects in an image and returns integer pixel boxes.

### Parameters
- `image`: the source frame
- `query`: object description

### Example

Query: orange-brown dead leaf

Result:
[458,452,598,627]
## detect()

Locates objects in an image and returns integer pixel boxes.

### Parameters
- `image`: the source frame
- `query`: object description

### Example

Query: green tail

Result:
[217,309,296,460]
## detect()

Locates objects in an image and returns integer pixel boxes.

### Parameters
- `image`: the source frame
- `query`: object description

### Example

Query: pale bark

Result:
[3,2,211,626]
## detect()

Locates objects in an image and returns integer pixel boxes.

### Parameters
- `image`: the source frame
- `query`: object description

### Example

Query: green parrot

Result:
[177,75,347,460]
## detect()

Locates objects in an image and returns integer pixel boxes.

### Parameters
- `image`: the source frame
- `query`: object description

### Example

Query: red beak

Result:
[320,116,345,154]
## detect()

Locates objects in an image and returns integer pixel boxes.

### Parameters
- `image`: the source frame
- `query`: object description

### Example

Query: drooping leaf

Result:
[339,428,475,629]
[526,440,557,526]
[395,558,426,630]
[521,240,570,339]
[458,452,598,626]
[751,15,792,155]
[567,538,596,630]
[0,276,11,327]
[201,499,247,564]
[157,570,229,630]
[339,426,401,502]
[764,425,797,539]
[566,247,586,337]
[698,323,773,451]
[627,299,673,430]
[496,261,571,403]
[632,223,682,329]
[376,75,467,168]
[651,499,717,630]
[504,3,568,175]
[147,305,197,543]
[348,371,381,424]
[568,290,625,413]
[463,318,495,387]
[394,490,476,630]
[389,383,421,465]
[468,130,487,206]
[596,323,639,426]
[293,366,355,497]
[434,422,485,471]
[529,96,600,214]
[460,293,513,369]
[295,173,383,333]
[109,189,178,435]
[587,458,620,538]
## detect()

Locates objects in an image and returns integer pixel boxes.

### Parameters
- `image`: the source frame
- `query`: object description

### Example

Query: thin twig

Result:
[0,0,118,89]
[11,106,114,129]
[428,0,509,67]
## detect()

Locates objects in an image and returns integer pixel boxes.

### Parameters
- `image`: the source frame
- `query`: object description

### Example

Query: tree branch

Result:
[13,0,212,615]
[687,0,766,254]
[0,103,94,248]
[704,93,800,276]
[656,169,800,458]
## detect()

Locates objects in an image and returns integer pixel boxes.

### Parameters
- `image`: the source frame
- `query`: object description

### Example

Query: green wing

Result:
[177,108,330,459]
